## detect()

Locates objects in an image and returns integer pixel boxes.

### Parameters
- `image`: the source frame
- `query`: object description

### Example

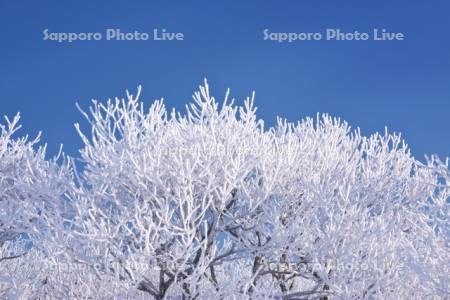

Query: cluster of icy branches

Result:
[1,81,449,299]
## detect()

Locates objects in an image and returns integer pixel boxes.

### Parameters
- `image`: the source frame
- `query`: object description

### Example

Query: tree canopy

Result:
[1,81,449,299]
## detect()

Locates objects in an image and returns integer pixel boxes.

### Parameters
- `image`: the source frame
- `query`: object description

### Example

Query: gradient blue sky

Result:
[1,1,449,160]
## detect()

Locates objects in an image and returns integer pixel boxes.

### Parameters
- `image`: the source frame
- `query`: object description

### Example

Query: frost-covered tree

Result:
[0,112,76,247]
[0,80,449,299]
[0,114,77,298]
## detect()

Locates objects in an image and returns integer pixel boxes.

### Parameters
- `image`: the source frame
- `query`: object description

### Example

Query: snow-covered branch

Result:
[0,80,448,299]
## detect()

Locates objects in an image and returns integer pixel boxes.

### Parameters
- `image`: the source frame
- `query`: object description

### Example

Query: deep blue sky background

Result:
[0,1,449,161]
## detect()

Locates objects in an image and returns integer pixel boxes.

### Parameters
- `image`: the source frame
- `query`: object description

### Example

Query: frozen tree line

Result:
[0,80,449,299]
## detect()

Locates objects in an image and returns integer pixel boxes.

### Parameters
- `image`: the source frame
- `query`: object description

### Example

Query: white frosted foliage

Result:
[0,81,448,299]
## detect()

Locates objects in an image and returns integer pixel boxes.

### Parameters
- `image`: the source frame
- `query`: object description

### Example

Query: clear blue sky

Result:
[1,1,449,160]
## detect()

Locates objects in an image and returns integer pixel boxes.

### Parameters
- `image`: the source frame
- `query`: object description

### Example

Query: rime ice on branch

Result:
[0,80,449,299]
